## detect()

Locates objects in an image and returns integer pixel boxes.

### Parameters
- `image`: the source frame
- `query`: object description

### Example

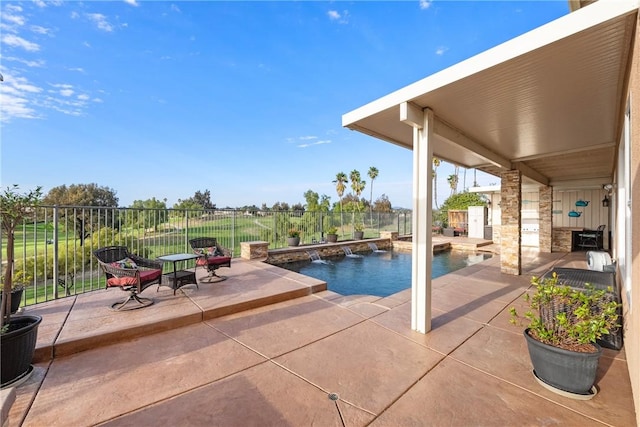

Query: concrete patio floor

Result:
[2,249,636,426]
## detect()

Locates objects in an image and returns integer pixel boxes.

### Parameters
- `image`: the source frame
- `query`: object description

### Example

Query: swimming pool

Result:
[281,250,492,297]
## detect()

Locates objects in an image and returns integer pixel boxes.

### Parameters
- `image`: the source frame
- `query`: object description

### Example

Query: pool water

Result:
[281,250,492,297]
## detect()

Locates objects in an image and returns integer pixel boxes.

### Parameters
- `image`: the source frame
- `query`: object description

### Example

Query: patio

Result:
[2,249,636,426]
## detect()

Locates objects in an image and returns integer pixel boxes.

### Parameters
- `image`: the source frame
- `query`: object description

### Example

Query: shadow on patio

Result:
[3,251,636,426]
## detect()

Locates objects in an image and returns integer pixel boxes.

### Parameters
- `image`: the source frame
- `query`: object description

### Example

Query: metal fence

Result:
[1,206,413,307]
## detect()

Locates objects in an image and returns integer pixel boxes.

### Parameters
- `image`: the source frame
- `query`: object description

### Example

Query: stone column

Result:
[500,170,522,275]
[380,231,398,241]
[539,186,552,253]
[240,241,269,260]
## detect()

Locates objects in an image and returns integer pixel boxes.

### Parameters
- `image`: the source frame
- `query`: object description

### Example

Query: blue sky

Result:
[1,1,569,209]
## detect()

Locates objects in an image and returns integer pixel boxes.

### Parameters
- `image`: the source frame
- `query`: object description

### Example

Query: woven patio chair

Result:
[188,237,232,282]
[93,246,163,311]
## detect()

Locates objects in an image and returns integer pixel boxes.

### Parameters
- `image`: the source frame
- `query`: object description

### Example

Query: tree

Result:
[271,202,290,211]
[191,190,215,210]
[447,173,459,197]
[44,183,118,207]
[432,157,441,209]
[434,191,487,227]
[304,190,320,212]
[43,183,118,246]
[128,198,168,230]
[319,194,331,212]
[367,166,379,225]
[373,194,392,213]
[333,172,348,235]
[1,185,43,327]
[291,203,305,213]
[349,170,366,228]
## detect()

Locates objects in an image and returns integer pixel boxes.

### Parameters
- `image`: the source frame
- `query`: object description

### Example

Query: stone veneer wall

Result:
[241,238,393,265]
[240,241,269,260]
[551,229,573,252]
[500,170,522,275]
[539,186,552,252]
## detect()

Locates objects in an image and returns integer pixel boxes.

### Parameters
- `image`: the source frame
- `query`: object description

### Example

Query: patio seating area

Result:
[2,250,636,426]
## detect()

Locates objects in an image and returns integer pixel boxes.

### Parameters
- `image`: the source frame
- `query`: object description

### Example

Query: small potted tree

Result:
[287,228,300,247]
[1,185,43,388]
[353,223,365,240]
[510,272,619,397]
[325,226,338,243]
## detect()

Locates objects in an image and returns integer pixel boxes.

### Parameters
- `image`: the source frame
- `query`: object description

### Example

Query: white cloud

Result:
[0,71,98,122]
[3,12,25,26]
[4,56,45,67]
[0,75,43,122]
[5,4,23,13]
[419,0,432,10]
[30,25,51,35]
[435,46,448,56]
[87,13,114,32]
[51,83,74,97]
[171,4,181,13]
[328,10,349,24]
[2,34,40,52]
[297,140,331,148]
[124,0,139,6]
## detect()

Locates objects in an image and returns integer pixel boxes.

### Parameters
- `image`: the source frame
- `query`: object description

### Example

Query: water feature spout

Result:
[368,243,387,253]
[342,246,364,258]
[307,250,321,262]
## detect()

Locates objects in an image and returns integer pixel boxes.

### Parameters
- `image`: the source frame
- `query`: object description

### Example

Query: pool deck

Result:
[2,247,636,426]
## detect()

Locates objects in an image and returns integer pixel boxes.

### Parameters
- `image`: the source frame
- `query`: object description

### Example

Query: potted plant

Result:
[1,185,43,388]
[1,279,25,314]
[325,226,338,243]
[353,223,365,240]
[510,272,619,397]
[287,228,301,247]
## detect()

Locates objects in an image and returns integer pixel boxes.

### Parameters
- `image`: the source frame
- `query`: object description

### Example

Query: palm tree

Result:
[350,170,366,231]
[432,157,441,209]
[447,174,459,197]
[333,172,348,235]
[367,166,379,225]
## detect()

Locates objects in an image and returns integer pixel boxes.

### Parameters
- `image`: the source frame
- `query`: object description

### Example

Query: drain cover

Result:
[328,392,340,401]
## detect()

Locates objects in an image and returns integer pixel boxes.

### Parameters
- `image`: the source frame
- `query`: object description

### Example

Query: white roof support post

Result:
[402,102,434,334]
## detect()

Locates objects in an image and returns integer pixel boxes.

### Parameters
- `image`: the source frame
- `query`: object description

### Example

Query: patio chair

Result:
[188,237,232,282]
[93,246,163,311]
[577,224,605,250]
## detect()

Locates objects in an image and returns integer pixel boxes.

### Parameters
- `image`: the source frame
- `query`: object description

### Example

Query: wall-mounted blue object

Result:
[575,200,589,207]
[568,210,582,217]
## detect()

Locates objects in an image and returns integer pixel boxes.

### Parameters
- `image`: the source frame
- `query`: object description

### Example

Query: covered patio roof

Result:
[342,1,638,188]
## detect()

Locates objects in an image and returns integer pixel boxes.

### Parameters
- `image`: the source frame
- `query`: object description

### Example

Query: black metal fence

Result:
[1,206,413,307]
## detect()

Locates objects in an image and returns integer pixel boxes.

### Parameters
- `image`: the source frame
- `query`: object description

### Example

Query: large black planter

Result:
[1,314,42,388]
[10,287,23,313]
[524,328,601,395]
